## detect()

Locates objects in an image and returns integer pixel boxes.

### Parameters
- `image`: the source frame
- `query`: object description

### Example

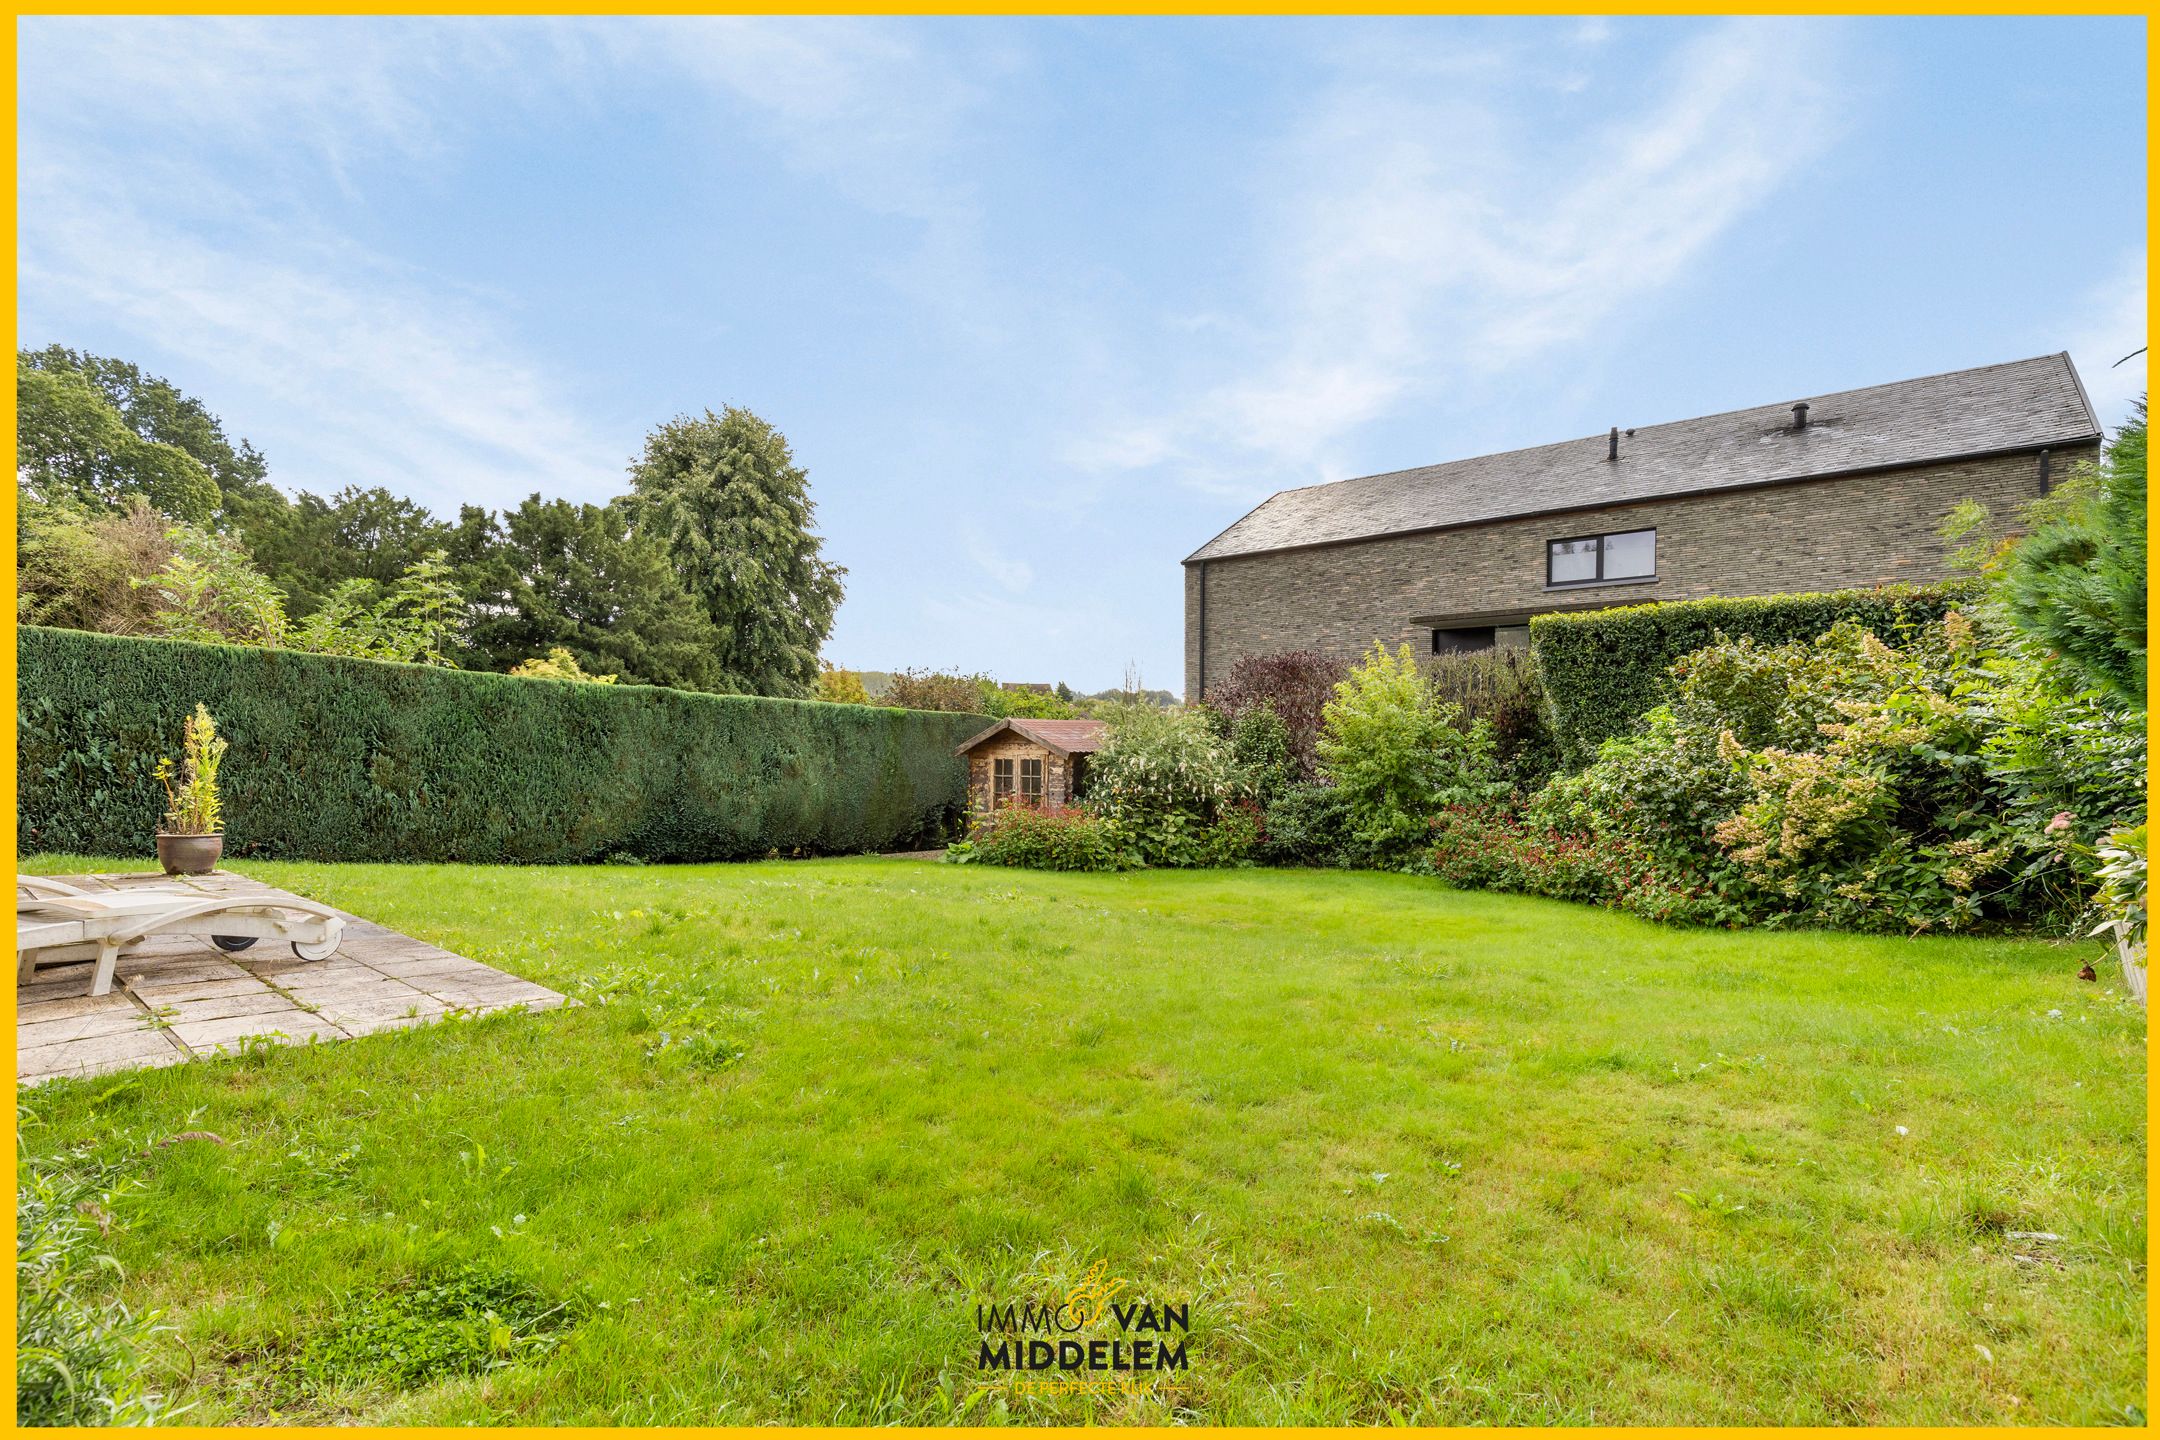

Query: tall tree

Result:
[17,359,221,523]
[21,345,279,514]
[623,407,844,697]
[238,484,455,615]
[1997,397,2147,708]
[457,495,725,691]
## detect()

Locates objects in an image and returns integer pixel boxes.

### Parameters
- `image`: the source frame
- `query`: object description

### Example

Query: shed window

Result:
[1548,528,1655,586]
[992,757,1015,802]
[1019,758,1044,802]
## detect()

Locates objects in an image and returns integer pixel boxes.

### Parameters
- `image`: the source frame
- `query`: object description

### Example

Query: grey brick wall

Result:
[1182,447,2092,700]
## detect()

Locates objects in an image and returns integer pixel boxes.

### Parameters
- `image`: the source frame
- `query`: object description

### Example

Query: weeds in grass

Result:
[296,1265,584,1393]
[16,1140,185,1425]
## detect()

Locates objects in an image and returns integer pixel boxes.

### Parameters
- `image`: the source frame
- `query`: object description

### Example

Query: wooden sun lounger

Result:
[17,876,345,997]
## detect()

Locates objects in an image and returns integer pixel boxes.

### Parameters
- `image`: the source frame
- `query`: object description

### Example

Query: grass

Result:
[16,854,2148,1425]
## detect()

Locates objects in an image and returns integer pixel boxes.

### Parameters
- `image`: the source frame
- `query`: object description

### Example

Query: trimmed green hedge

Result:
[19,627,989,864]
[1530,583,1976,767]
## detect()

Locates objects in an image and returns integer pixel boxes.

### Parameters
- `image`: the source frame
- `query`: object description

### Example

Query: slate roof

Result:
[1186,353,2101,563]
[953,718,1107,757]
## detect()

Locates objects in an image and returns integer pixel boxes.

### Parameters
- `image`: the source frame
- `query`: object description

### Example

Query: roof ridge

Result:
[1263,353,2079,502]
[1185,353,2100,564]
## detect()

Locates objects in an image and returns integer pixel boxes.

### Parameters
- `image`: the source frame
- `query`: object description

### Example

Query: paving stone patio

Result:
[18,870,566,1086]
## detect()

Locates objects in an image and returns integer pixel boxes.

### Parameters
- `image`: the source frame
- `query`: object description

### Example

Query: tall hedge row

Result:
[1530,582,1975,766]
[18,627,988,864]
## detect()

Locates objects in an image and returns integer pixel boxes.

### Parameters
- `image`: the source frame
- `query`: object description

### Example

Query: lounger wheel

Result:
[211,935,258,953]
[291,936,339,962]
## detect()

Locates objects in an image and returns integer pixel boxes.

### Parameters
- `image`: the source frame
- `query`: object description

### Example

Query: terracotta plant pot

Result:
[156,832,224,876]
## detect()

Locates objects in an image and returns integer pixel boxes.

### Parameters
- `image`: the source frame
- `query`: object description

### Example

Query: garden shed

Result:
[954,718,1104,813]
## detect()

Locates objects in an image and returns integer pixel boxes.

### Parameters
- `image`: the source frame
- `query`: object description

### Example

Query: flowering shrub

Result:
[969,804,1124,872]
[1318,644,1507,867]
[1086,704,1245,867]
[1497,615,2147,933]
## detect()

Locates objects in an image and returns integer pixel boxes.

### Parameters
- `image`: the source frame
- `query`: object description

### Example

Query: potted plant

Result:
[154,703,228,875]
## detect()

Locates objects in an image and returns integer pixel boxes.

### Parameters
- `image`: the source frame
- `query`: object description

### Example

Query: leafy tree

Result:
[883,669,990,713]
[453,496,722,690]
[287,551,463,665]
[17,361,220,523]
[1998,398,2147,707]
[982,684,1081,719]
[624,407,844,697]
[239,485,455,615]
[135,525,289,646]
[17,497,174,633]
[814,663,872,705]
[21,345,278,513]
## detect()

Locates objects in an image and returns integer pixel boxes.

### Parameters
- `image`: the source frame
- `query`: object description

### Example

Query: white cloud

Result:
[16,17,990,511]
[961,526,1034,593]
[2065,247,2147,431]
[1077,18,1844,497]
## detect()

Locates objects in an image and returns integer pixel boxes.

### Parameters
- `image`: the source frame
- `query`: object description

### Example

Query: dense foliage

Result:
[1423,648,1558,789]
[1441,613,2146,933]
[623,407,845,698]
[1085,704,1257,867]
[1203,649,1347,781]
[19,628,984,863]
[961,804,1126,872]
[1997,400,2146,707]
[17,349,846,698]
[1316,644,1506,867]
[1530,583,1973,765]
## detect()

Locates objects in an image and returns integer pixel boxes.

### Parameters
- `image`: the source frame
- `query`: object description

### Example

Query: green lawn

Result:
[17,855,2147,1425]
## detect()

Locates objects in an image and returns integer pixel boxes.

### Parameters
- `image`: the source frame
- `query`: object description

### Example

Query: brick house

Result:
[955,718,1106,814]
[1183,353,2103,699]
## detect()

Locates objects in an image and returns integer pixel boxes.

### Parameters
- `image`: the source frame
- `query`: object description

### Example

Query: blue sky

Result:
[18,16,2146,693]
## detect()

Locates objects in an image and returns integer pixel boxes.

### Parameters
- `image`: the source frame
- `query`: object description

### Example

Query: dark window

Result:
[992,757,1015,802]
[1019,757,1044,801]
[1432,626,1497,655]
[1547,528,1655,586]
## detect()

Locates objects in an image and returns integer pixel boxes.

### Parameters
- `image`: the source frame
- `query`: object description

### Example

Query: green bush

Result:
[1318,644,1506,867]
[1258,782,1355,867]
[1516,614,2145,933]
[1424,648,1559,790]
[18,626,987,863]
[1530,582,1973,766]
[969,804,1126,873]
[1997,399,2146,708]
[1086,704,1244,868]
[1227,704,1294,803]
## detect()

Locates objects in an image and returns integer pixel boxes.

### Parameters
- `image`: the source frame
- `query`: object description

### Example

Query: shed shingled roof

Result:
[953,718,1107,758]
[1185,354,2101,563]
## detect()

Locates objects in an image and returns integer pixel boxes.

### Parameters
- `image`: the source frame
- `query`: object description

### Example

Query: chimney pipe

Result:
[1791,401,1811,430]
[1607,426,1619,462]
